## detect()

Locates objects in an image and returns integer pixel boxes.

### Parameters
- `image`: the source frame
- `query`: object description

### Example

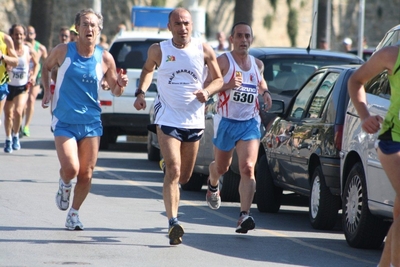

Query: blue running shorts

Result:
[213,115,261,152]
[160,125,204,142]
[376,140,400,154]
[52,117,102,142]
[0,83,9,101]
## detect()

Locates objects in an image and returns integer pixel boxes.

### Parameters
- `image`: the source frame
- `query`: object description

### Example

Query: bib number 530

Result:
[232,91,255,104]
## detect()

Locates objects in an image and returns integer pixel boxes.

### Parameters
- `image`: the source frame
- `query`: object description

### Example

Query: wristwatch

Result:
[135,88,146,97]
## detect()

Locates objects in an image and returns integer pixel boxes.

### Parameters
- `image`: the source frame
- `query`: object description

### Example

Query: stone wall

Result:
[0,0,399,51]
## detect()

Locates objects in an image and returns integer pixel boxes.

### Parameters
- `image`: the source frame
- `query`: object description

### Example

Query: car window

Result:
[289,72,325,119]
[261,58,360,96]
[364,71,391,99]
[109,40,165,69]
[307,73,339,118]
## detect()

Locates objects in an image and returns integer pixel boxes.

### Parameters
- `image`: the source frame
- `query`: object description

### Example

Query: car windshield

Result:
[109,40,165,69]
[261,58,356,97]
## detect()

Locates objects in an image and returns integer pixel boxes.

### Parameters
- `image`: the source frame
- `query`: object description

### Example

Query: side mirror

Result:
[269,99,284,114]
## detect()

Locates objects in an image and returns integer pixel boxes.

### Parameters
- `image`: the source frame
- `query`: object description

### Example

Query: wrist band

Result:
[204,89,210,97]
[262,90,271,96]
[117,80,123,88]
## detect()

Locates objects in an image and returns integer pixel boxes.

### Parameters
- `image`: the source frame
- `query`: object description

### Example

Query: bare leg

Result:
[24,84,41,131]
[377,149,400,267]
[208,148,233,187]
[157,127,200,220]
[12,93,29,135]
[236,139,259,213]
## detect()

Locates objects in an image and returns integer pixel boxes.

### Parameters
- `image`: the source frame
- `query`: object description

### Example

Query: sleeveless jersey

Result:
[0,32,9,85]
[217,52,261,121]
[379,46,400,141]
[52,42,104,124]
[154,38,206,129]
[8,45,30,86]
[29,40,42,79]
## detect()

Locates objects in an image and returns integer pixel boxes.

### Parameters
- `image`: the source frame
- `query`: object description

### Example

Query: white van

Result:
[98,31,171,149]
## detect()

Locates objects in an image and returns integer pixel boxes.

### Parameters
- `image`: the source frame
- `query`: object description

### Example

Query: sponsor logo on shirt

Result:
[166,55,176,62]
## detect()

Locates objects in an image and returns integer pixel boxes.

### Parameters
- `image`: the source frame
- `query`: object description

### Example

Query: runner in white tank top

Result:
[154,38,206,129]
[217,51,261,120]
[206,22,272,234]
[133,8,223,246]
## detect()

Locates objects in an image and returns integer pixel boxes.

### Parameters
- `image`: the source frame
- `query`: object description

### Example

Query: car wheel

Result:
[99,127,118,150]
[309,166,340,230]
[220,168,240,202]
[181,172,206,191]
[342,162,390,249]
[147,132,160,161]
[255,154,282,213]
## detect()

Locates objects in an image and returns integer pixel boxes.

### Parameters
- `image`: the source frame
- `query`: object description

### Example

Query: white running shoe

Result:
[65,212,84,230]
[55,178,71,211]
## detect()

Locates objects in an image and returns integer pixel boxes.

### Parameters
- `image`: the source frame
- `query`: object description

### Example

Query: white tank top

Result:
[217,52,260,120]
[154,38,206,129]
[8,45,30,86]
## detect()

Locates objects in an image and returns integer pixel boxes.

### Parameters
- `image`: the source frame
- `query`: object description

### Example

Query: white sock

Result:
[6,135,11,141]
[12,133,18,138]
[69,208,78,215]
[61,178,72,187]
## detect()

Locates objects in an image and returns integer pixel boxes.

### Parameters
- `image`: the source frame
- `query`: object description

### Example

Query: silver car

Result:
[339,25,400,249]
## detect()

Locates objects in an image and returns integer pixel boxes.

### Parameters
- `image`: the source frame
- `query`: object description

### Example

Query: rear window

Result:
[109,40,165,69]
[261,57,361,97]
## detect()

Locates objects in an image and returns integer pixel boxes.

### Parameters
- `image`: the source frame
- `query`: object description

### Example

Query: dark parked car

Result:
[256,65,361,231]
[148,48,363,201]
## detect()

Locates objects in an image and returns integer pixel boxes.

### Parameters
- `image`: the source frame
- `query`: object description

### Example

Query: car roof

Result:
[249,47,364,62]
[112,30,172,43]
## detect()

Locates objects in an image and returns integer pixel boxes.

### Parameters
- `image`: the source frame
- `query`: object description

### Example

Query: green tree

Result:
[151,0,166,6]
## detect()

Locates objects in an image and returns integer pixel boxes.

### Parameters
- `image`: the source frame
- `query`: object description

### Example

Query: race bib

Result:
[229,83,257,105]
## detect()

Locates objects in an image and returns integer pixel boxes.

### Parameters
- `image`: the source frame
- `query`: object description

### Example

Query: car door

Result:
[269,72,326,186]
[363,72,396,208]
[290,72,340,190]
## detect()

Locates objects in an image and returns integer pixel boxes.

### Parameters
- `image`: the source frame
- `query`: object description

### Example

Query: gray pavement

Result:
[0,100,383,267]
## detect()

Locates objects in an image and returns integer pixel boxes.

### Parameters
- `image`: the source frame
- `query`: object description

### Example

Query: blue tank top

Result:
[52,42,104,124]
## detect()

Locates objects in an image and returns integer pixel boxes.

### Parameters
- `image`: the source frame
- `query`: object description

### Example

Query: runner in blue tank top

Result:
[40,8,128,231]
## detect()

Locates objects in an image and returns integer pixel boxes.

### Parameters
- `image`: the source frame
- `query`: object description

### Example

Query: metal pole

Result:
[311,0,318,49]
[358,0,365,58]
[326,0,331,49]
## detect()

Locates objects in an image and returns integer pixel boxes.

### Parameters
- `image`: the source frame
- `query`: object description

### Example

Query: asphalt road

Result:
[0,100,383,267]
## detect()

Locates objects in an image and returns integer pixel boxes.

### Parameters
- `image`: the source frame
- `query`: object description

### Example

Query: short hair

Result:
[230,21,253,37]
[9,24,26,36]
[59,26,69,33]
[75,8,103,31]
[168,8,191,23]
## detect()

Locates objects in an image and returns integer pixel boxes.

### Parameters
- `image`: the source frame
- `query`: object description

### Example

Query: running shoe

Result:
[235,214,255,234]
[206,181,221,210]
[168,223,184,245]
[55,178,71,211]
[22,126,30,137]
[12,136,20,150]
[65,212,84,230]
[4,140,12,153]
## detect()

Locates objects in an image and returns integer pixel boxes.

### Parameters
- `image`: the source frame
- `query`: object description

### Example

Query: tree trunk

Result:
[233,0,253,26]
[29,0,54,48]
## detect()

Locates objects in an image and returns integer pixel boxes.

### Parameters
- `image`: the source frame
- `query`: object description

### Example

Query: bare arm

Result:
[28,46,40,84]
[133,43,161,110]
[102,50,128,97]
[2,34,18,67]
[348,46,398,133]
[255,58,272,110]
[201,43,223,96]
[41,43,67,107]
